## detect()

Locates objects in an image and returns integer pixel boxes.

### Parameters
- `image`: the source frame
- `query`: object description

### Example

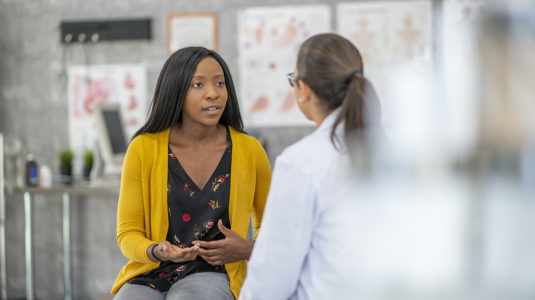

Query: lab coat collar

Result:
[318,107,342,132]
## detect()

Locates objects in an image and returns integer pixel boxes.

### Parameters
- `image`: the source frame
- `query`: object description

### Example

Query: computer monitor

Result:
[93,103,128,175]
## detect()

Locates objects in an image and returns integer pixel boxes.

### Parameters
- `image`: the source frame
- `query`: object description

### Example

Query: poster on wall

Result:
[238,5,331,127]
[440,0,487,156]
[67,64,147,157]
[441,0,486,62]
[336,1,432,84]
[442,0,486,24]
[167,13,218,54]
[336,1,433,158]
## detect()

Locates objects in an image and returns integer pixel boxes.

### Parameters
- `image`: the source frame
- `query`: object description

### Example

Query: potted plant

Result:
[83,149,94,180]
[59,148,74,185]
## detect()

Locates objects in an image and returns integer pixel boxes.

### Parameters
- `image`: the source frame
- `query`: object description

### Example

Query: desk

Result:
[12,185,118,300]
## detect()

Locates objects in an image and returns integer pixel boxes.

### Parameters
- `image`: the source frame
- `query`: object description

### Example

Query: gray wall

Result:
[0,0,330,299]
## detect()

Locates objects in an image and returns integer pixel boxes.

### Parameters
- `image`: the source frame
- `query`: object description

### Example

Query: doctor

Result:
[239,33,383,299]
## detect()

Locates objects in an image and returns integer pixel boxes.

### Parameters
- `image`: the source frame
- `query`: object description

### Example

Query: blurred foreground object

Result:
[338,2,535,300]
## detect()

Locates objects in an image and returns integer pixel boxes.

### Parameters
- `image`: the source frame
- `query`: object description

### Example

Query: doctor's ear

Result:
[297,80,313,103]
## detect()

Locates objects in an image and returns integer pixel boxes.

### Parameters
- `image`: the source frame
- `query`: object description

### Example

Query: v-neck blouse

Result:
[128,127,232,292]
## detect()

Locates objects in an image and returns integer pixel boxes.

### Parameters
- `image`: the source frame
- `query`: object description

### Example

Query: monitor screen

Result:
[93,103,128,175]
[102,110,127,154]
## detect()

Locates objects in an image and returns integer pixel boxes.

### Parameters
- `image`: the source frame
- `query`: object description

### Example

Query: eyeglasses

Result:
[287,72,299,87]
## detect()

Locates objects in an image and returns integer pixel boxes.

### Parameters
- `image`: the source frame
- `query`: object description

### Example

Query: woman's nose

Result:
[205,83,219,100]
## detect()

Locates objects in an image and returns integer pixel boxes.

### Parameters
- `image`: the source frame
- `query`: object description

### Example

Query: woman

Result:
[239,33,383,299]
[112,47,271,300]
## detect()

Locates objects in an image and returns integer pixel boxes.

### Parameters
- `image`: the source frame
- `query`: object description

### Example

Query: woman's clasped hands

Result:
[153,220,253,265]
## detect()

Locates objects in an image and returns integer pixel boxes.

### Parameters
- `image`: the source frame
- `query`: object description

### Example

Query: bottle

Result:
[25,154,39,187]
[39,164,52,188]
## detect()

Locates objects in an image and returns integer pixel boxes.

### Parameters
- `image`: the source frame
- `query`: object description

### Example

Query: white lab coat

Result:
[240,110,358,300]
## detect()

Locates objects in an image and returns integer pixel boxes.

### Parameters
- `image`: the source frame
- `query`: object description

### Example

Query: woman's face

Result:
[182,56,228,128]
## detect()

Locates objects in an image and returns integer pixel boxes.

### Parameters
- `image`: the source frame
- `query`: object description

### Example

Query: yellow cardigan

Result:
[112,127,271,298]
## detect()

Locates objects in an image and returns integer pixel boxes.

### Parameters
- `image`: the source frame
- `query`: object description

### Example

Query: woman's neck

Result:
[171,121,223,146]
[309,97,329,127]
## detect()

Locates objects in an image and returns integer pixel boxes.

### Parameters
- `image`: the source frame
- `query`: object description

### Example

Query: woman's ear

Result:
[298,80,313,103]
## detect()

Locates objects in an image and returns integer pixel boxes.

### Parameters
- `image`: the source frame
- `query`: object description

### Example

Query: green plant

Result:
[83,150,94,169]
[59,149,74,168]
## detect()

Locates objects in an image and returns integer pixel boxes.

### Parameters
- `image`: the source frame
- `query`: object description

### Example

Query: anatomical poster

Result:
[336,1,432,83]
[67,64,147,154]
[238,5,331,126]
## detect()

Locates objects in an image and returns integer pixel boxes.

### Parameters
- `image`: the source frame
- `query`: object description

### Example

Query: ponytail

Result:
[330,73,381,150]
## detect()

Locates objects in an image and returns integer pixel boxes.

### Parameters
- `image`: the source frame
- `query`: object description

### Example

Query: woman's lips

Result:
[202,106,221,115]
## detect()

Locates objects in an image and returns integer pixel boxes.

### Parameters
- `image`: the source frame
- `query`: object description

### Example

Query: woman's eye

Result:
[192,82,203,88]
[215,81,225,87]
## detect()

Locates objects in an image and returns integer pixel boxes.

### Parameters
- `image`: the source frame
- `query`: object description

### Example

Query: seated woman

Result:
[112,47,271,300]
[240,33,383,299]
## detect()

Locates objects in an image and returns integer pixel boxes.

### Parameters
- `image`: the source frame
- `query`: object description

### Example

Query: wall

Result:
[0,0,332,299]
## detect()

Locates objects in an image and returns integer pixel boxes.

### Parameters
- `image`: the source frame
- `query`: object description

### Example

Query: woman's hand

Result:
[155,240,200,263]
[192,220,254,266]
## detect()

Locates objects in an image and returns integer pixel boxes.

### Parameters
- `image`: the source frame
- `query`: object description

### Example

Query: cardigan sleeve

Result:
[251,139,271,240]
[116,137,154,263]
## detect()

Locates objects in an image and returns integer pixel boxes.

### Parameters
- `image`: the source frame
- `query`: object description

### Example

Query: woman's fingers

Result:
[200,253,224,265]
[165,245,199,263]
[198,246,222,258]
[157,240,228,265]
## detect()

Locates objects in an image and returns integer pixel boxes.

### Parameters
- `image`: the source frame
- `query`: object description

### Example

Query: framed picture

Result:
[167,13,218,54]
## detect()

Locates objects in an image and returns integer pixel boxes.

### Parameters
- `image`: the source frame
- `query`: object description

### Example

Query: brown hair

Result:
[296,33,382,150]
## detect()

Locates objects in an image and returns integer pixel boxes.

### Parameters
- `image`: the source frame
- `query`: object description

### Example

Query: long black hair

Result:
[296,33,382,149]
[133,47,244,139]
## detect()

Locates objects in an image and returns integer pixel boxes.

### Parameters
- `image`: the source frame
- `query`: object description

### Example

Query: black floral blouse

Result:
[128,127,232,292]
